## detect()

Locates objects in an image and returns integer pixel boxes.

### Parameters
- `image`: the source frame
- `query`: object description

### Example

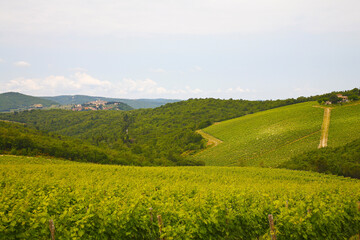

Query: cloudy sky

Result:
[0,0,359,99]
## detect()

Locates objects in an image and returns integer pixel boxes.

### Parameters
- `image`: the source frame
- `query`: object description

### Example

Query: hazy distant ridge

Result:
[0,92,58,112]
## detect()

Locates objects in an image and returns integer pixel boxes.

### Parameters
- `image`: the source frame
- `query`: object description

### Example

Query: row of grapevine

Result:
[1,155,360,239]
[194,102,324,166]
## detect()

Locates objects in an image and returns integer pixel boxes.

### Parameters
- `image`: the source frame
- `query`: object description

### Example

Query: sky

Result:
[0,0,359,100]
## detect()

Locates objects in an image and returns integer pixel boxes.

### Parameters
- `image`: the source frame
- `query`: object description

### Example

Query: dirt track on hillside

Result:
[196,130,223,147]
[318,108,331,148]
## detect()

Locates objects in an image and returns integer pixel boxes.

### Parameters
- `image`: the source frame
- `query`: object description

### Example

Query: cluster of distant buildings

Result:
[71,100,123,111]
[31,104,44,109]
[324,94,349,105]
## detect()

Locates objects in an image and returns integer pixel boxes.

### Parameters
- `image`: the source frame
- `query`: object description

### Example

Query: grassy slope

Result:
[1,155,360,239]
[328,102,360,147]
[192,102,324,166]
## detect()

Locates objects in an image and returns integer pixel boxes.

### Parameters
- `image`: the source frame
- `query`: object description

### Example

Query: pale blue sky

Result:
[1,0,359,99]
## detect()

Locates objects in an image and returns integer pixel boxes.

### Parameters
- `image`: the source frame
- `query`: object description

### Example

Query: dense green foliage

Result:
[280,137,360,178]
[0,121,130,165]
[317,88,360,104]
[1,155,360,239]
[42,95,180,109]
[192,102,324,166]
[0,98,312,165]
[0,121,202,166]
[0,92,58,112]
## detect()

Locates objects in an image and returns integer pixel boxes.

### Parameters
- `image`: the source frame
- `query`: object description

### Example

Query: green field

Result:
[1,155,360,239]
[192,102,324,166]
[328,103,360,147]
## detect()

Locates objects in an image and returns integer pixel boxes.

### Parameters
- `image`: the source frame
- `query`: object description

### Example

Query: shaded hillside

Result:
[0,121,130,165]
[0,121,203,166]
[0,92,59,112]
[280,137,360,178]
[43,95,180,109]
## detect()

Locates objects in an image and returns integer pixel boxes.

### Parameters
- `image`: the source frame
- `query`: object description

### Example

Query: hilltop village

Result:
[71,100,126,111]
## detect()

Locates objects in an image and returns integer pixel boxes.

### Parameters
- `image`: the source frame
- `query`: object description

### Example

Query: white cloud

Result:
[149,68,166,73]
[185,86,203,94]
[4,72,112,96]
[191,66,203,72]
[2,72,206,98]
[2,71,259,99]
[69,67,87,72]
[226,87,250,93]
[0,58,4,63]
[14,61,31,67]
[293,87,322,96]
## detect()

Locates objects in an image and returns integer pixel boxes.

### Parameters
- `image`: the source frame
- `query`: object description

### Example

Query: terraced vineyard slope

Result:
[191,102,325,166]
[1,155,360,239]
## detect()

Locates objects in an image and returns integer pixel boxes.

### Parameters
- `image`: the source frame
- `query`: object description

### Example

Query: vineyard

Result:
[328,103,360,147]
[191,102,324,166]
[1,155,360,239]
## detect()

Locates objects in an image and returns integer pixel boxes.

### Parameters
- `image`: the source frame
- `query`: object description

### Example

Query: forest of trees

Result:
[0,121,203,166]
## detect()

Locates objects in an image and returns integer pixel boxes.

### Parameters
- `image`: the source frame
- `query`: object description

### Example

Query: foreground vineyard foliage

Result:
[1,155,360,239]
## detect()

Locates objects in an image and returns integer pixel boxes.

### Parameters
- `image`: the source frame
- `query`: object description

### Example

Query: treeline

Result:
[316,88,360,104]
[279,138,360,178]
[0,121,203,166]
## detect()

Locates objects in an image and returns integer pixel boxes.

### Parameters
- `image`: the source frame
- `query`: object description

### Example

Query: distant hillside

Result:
[42,95,180,109]
[0,92,59,112]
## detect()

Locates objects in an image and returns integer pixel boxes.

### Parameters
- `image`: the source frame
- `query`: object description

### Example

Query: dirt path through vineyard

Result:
[318,108,331,148]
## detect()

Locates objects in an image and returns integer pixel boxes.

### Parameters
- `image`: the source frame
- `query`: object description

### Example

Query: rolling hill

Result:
[0,92,59,112]
[192,101,360,167]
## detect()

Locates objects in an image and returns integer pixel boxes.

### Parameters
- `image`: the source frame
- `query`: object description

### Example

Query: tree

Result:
[329,94,340,104]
